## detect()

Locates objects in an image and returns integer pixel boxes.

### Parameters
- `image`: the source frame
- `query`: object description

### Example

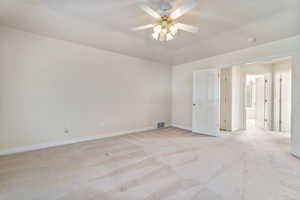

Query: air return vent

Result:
[157,122,165,128]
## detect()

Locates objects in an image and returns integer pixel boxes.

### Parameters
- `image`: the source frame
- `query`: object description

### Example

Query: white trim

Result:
[0,126,156,156]
[291,151,300,159]
[171,124,192,131]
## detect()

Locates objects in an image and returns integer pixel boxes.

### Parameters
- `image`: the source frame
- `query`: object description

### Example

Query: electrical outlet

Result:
[99,122,105,127]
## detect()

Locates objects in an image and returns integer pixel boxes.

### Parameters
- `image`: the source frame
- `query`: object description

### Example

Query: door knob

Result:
[193,104,196,106]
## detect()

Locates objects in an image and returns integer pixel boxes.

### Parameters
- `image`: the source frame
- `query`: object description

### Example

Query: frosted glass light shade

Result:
[169,25,178,35]
[166,33,174,41]
[152,32,159,40]
[153,25,162,33]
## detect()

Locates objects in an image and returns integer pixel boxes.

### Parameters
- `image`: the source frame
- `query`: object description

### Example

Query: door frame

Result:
[195,56,293,133]
[240,59,292,131]
[189,50,298,157]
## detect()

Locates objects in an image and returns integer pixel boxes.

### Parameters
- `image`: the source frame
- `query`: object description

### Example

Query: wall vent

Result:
[157,122,165,128]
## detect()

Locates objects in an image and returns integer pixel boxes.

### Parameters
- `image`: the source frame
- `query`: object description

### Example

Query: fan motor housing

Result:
[160,2,172,11]
[158,16,173,24]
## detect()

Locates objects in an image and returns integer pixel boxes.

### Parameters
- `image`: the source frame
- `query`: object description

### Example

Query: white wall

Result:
[0,26,172,154]
[240,64,273,74]
[273,59,292,73]
[171,35,300,157]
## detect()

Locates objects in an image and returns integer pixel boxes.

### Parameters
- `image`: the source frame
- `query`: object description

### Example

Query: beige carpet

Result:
[0,127,299,200]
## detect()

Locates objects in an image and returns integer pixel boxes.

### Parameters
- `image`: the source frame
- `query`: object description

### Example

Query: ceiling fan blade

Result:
[170,0,197,20]
[132,24,156,31]
[139,4,161,19]
[176,23,199,33]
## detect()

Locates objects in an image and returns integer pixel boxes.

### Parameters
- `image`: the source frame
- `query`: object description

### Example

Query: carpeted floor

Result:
[0,127,299,200]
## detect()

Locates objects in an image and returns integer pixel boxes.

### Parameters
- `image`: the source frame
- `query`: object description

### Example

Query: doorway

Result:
[245,74,269,129]
[192,56,295,157]
[218,57,292,134]
[243,59,292,133]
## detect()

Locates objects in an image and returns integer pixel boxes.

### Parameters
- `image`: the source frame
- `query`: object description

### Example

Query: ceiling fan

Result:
[133,0,199,42]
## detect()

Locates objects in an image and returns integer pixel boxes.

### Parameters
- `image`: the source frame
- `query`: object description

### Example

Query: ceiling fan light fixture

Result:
[169,25,178,35]
[166,33,174,41]
[134,1,199,42]
[161,28,168,34]
[159,34,165,41]
[152,32,159,40]
[151,19,179,42]
[153,25,162,33]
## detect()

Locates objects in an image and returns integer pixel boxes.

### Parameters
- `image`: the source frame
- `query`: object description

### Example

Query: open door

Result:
[192,68,220,136]
[264,74,272,130]
[277,73,292,132]
[255,74,272,130]
[274,74,281,131]
[220,68,231,131]
[255,77,265,129]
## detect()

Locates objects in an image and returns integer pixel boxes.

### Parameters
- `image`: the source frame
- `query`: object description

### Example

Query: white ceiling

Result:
[0,0,299,65]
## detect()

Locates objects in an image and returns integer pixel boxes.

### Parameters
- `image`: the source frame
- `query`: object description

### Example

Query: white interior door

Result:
[264,74,272,130]
[220,68,231,131]
[255,75,272,130]
[255,77,265,129]
[192,68,220,136]
[274,74,281,131]
[280,73,291,132]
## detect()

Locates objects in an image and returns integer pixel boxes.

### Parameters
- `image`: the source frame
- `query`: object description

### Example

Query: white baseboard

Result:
[291,151,300,159]
[171,124,192,131]
[0,126,156,156]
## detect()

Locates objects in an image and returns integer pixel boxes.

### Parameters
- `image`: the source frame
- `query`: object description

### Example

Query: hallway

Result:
[0,127,299,200]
